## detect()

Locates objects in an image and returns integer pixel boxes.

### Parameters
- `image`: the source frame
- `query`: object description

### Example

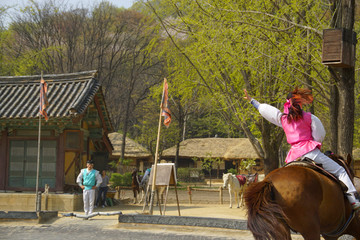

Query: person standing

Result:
[140,168,151,186]
[96,170,110,208]
[76,160,102,215]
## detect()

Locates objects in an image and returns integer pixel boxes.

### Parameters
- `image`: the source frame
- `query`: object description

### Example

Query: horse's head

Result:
[223,173,231,188]
[132,168,138,176]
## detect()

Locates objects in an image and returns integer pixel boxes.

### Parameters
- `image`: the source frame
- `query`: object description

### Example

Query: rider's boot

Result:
[347,193,360,211]
[352,202,360,211]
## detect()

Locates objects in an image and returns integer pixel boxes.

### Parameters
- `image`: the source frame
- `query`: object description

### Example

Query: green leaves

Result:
[142,0,338,172]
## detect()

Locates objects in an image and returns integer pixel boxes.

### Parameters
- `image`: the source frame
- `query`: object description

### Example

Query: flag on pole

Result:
[39,77,49,121]
[161,78,171,127]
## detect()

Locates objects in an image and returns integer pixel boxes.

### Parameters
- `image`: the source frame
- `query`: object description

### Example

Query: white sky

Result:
[0,0,135,26]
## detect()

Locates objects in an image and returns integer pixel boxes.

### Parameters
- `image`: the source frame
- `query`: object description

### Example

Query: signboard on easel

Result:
[148,163,177,186]
[143,163,180,216]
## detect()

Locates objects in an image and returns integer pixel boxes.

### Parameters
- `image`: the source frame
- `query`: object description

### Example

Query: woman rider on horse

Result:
[244,88,360,210]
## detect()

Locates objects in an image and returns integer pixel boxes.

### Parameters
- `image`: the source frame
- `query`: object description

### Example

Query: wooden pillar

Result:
[219,186,223,205]
[187,186,192,204]
[55,132,65,192]
[0,130,7,190]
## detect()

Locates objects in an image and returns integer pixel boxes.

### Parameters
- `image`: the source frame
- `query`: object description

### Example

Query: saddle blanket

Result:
[236,175,247,185]
[285,157,348,192]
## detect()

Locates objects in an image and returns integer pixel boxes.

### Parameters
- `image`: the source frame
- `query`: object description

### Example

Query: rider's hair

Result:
[285,87,313,123]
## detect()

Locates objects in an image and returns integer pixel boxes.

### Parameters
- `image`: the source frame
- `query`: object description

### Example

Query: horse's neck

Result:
[227,176,236,188]
[133,175,139,184]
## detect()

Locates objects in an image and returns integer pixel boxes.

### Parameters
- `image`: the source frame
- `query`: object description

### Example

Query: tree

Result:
[239,159,256,174]
[143,0,333,174]
[6,1,166,170]
[193,154,223,187]
[328,0,356,156]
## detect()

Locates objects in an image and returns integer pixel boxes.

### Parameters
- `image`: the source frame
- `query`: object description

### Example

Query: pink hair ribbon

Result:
[283,99,291,114]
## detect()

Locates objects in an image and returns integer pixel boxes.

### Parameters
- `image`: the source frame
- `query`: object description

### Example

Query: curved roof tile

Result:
[0,70,100,119]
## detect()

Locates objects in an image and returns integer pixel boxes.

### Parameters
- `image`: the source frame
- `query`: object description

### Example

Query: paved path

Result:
[0,188,353,239]
[0,202,307,240]
[0,217,256,240]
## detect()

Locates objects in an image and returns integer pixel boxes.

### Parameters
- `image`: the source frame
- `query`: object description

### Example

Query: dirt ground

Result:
[0,185,256,240]
[0,185,323,240]
[34,184,247,219]
[91,183,248,219]
[0,181,354,239]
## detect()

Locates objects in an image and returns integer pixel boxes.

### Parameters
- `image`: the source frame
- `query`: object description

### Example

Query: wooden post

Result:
[219,186,223,205]
[44,184,49,211]
[115,186,120,199]
[35,99,42,213]
[163,185,170,215]
[187,186,192,204]
[156,189,162,215]
[149,80,167,215]
[174,184,181,216]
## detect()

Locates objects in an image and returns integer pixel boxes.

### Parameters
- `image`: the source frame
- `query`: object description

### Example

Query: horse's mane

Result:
[245,180,289,239]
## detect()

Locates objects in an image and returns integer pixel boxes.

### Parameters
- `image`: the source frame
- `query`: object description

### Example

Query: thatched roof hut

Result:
[109,132,152,158]
[162,138,263,175]
[108,132,153,173]
[162,138,260,160]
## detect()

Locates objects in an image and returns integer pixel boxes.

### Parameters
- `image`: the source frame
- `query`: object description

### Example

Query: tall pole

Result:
[148,81,166,215]
[35,74,42,213]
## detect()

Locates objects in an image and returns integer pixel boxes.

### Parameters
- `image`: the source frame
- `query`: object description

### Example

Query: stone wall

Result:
[0,193,83,212]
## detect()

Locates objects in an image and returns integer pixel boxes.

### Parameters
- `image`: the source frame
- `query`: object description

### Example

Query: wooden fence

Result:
[114,186,132,199]
[115,185,226,204]
[187,186,224,204]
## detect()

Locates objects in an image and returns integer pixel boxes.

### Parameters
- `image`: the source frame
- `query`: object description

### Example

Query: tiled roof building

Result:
[0,70,113,192]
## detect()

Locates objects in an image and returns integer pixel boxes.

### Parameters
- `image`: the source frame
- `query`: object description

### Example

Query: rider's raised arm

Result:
[258,104,283,128]
[243,89,283,127]
[311,114,325,143]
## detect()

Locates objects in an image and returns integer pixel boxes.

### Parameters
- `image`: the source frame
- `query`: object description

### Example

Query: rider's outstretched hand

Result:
[243,89,251,101]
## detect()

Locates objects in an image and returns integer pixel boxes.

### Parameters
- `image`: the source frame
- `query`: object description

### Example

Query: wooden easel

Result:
[142,163,180,216]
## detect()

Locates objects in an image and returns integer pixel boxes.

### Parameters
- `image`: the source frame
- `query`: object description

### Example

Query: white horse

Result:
[222,173,247,208]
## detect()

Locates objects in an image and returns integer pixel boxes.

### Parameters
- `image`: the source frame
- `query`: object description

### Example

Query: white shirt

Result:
[257,103,326,143]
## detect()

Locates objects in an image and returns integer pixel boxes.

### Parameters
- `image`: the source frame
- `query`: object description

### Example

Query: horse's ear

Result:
[346,153,353,166]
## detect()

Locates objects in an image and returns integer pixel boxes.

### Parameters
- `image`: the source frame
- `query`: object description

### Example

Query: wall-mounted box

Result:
[322,28,356,68]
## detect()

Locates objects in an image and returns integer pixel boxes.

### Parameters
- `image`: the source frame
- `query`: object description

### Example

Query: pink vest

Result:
[281,111,322,163]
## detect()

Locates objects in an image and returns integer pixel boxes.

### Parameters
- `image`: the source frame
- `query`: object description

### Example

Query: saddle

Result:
[236,175,247,185]
[285,157,348,193]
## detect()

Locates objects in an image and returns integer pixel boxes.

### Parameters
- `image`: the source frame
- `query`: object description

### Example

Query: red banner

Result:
[39,78,49,121]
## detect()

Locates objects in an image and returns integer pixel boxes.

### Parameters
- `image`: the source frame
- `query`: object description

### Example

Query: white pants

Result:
[303,148,357,195]
[83,189,95,215]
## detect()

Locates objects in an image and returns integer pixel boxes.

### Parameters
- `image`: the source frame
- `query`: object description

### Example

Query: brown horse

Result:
[244,154,360,240]
[131,169,140,204]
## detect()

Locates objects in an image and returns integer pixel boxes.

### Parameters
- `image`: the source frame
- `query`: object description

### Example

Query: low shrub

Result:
[110,172,132,187]
[227,168,237,175]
